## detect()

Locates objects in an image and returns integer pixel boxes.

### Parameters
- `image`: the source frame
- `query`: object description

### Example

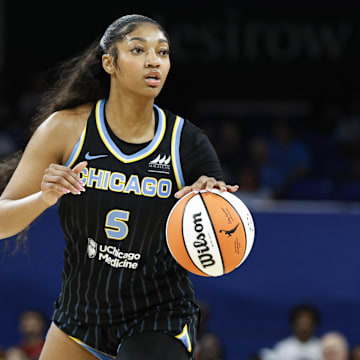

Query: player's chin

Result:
[136,88,162,100]
[144,83,165,96]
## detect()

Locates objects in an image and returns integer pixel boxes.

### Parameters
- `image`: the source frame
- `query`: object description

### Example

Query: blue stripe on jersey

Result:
[106,267,113,324]
[74,238,82,320]
[95,261,107,324]
[141,277,150,307]
[162,253,175,331]
[154,306,160,331]
[58,312,64,323]
[64,123,87,167]
[140,318,145,332]
[95,99,166,163]
[83,328,90,343]
[65,249,74,316]
[171,116,185,189]
[117,256,127,328]
[84,258,94,323]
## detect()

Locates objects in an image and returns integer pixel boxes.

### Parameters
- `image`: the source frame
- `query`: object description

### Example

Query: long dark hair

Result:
[0,14,168,249]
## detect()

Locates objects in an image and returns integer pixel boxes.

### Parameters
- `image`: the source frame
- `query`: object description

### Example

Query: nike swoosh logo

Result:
[85,152,108,160]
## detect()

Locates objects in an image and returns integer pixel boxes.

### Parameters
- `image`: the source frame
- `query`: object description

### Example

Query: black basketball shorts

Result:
[52,309,198,360]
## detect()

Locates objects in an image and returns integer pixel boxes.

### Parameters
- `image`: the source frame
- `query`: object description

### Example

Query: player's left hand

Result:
[174,175,239,199]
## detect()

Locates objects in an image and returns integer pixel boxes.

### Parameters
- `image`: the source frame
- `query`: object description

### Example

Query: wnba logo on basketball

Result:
[166,189,255,277]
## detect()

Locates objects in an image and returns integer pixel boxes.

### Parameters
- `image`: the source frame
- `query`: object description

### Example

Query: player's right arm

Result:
[0,106,90,240]
[174,120,238,199]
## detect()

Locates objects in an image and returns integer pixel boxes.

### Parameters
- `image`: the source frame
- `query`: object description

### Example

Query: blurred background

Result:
[1,1,360,360]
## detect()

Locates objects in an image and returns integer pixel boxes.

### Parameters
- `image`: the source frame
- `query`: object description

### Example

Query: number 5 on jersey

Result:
[105,209,130,240]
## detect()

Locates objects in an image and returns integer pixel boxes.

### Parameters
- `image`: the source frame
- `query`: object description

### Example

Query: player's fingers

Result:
[48,162,85,180]
[72,161,88,187]
[45,168,84,193]
[58,170,85,191]
[43,174,84,195]
[176,175,213,198]
[47,164,85,190]
[226,184,239,192]
[191,175,215,191]
[174,186,193,199]
[203,177,218,190]
[209,181,239,192]
[41,182,71,197]
[174,176,238,199]
[72,161,88,175]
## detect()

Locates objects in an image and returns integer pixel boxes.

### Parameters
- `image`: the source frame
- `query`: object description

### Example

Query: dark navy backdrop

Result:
[1,202,360,359]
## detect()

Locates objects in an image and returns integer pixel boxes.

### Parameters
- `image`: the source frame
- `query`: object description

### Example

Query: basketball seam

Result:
[199,192,225,276]
[182,194,208,276]
[211,191,248,268]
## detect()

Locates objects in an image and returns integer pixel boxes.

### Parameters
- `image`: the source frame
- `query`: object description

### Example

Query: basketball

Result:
[165,189,255,277]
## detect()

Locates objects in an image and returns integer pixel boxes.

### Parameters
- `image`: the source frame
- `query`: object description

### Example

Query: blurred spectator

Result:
[258,304,322,360]
[321,331,349,360]
[195,301,224,360]
[350,343,360,360]
[4,347,28,360]
[248,137,271,193]
[18,310,47,360]
[236,164,272,202]
[0,347,5,360]
[215,120,246,183]
[250,119,311,199]
[333,99,360,150]
[196,333,224,360]
[197,301,211,340]
[333,97,360,180]
[0,131,17,160]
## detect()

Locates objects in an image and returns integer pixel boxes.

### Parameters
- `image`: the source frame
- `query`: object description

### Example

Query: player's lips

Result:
[144,71,161,87]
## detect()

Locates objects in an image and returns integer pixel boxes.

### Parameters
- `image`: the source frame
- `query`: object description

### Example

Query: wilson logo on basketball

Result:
[192,212,216,268]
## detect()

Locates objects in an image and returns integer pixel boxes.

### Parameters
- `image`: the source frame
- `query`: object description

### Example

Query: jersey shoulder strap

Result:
[63,104,95,168]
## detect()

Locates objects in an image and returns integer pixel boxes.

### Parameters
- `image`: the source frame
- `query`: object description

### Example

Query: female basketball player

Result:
[0,15,238,360]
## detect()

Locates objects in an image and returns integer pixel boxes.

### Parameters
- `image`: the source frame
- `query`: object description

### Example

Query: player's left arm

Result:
[174,121,238,199]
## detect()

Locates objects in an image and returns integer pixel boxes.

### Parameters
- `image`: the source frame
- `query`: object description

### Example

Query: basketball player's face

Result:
[112,24,170,98]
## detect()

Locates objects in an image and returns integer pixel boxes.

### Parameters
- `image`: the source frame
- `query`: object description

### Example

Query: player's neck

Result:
[105,93,155,143]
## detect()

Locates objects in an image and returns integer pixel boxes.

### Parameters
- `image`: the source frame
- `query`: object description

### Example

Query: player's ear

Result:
[102,53,116,75]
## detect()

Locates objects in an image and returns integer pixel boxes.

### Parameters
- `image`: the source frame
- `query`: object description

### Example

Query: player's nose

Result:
[145,49,160,68]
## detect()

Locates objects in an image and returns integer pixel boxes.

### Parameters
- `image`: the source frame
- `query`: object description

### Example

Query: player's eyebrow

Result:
[127,36,169,44]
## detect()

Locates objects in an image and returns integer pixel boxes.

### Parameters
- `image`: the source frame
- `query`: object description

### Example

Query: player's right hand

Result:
[40,161,87,206]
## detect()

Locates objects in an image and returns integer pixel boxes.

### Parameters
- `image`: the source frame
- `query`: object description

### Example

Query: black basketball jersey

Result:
[53,99,205,329]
